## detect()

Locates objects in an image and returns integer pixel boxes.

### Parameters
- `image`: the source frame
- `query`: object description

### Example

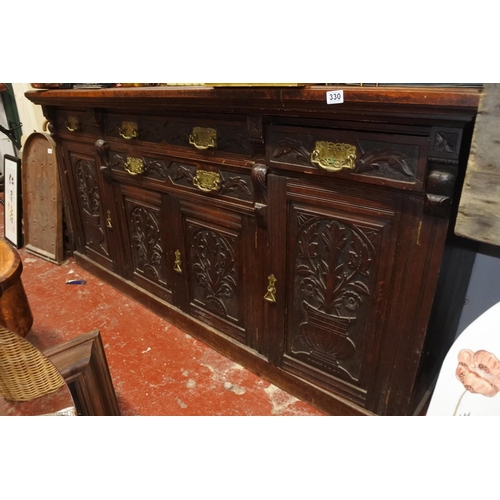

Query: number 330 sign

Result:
[326,90,344,104]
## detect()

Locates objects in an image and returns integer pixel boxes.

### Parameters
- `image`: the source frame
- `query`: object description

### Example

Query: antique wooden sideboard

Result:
[25,86,481,415]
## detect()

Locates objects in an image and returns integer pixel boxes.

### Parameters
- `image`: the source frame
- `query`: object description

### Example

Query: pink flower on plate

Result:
[456,349,500,397]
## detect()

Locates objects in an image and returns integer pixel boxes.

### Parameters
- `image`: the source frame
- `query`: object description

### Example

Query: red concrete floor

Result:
[0,199,324,416]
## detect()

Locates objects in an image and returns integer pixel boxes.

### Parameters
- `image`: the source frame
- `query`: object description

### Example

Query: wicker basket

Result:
[0,326,65,401]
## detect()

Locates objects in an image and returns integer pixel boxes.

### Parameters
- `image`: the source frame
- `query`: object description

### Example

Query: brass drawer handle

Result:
[310,141,357,172]
[189,127,217,150]
[174,250,182,274]
[193,170,221,193]
[264,274,277,303]
[125,157,144,175]
[66,116,80,132]
[119,121,138,140]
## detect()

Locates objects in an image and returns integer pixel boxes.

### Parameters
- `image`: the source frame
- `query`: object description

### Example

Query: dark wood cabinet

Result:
[27,86,480,415]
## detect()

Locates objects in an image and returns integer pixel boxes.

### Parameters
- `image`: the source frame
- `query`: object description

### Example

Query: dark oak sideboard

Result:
[26,86,480,415]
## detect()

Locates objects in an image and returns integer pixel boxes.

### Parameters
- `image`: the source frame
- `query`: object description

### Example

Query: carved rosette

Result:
[74,159,109,256]
[290,213,377,379]
[188,226,238,321]
[129,207,166,284]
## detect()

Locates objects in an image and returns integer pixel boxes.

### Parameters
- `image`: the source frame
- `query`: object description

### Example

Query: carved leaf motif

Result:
[272,139,311,165]
[144,158,167,178]
[173,165,195,183]
[219,176,252,197]
[351,280,370,296]
[356,148,413,176]
[75,160,100,216]
[130,207,165,284]
[295,214,376,321]
[298,223,319,259]
[322,222,347,253]
[190,228,237,318]
[348,231,373,276]
[109,153,126,170]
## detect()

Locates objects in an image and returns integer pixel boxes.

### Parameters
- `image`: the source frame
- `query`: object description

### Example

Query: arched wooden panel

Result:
[21,132,63,264]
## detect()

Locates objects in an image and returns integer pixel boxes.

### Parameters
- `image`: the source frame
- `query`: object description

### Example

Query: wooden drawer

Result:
[266,125,430,191]
[104,113,254,158]
[55,109,101,138]
[100,145,255,206]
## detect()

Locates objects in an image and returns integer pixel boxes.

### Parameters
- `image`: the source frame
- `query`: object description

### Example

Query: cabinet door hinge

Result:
[255,231,258,250]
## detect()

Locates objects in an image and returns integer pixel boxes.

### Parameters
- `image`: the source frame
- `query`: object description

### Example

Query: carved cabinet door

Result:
[267,174,403,409]
[113,183,174,304]
[62,141,117,272]
[171,196,259,349]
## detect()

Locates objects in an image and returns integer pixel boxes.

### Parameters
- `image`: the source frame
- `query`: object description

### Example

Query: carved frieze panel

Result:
[108,152,168,180]
[168,162,253,201]
[269,129,422,184]
[187,224,239,323]
[287,209,382,383]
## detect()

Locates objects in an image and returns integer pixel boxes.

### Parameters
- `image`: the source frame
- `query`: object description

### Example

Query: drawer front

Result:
[104,113,254,157]
[56,109,101,137]
[104,148,254,205]
[267,125,429,191]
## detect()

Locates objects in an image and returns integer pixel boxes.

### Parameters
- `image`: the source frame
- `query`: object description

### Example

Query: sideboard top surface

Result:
[25,86,481,118]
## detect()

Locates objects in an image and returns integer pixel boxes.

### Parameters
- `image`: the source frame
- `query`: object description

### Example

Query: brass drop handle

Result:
[66,116,80,132]
[193,170,221,193]
[264,274,277,303]
[119,121,138,140]
[106,209,113,228]
[310,141,357,172]
[125,157,145,176]
[189,127,217,150]
[174,250,182,274]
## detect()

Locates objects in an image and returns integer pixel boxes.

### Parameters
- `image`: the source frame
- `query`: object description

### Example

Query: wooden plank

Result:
[21,132,63,264]
[456,84,500,245]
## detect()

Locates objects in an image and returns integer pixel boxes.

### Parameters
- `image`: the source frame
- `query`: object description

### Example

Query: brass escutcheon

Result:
[174,250,182,274]
[264,274,277,303]
[119,121,138,140]
[193,170,221,193]
[189,127,217,150]
[125,157,144,175]
[310,141,357,172]
[66,116,80,132]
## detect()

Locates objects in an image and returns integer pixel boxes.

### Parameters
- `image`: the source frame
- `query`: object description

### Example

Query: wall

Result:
[11,83,47,147]
[455,244,500,337]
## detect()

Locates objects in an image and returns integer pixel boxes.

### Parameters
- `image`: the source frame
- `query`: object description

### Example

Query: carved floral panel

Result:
[74,157,109,256]
[287,209,382,382]
[128,205,167,286]
[187,224,239,323]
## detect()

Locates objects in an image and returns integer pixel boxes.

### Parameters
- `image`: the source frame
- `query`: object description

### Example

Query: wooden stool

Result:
[0,238,33,337]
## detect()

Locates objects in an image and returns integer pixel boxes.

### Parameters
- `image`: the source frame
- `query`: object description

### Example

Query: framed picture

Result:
[3,154,23,248]
[44,330,121,416]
